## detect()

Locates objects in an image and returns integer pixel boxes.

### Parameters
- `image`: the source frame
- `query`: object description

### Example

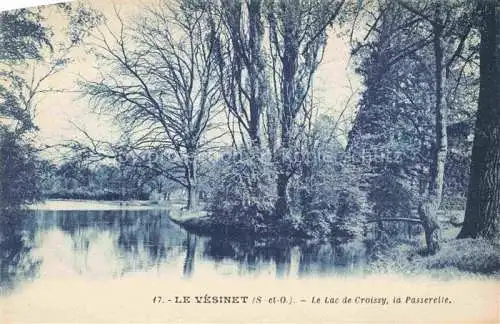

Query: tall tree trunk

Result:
[187,184,196,210]
[248,0,265,148]
[275,116,292,218]
[274,10,298,219]
[430,28,448,208]
[276,173,290,217]
[220,0,266,148]
[275,123,292,217]
[420,3,447,255]
[186,154,197,210]
[458,0,500,240]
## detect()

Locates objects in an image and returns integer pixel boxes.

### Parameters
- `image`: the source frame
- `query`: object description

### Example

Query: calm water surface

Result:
[0,206,367,295]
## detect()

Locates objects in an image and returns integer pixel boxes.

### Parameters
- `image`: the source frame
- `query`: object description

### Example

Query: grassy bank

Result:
[366,212,500,278]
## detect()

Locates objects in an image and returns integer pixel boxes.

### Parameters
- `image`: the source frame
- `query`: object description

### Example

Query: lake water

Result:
[0,205,367,296]
[1,205,498,323]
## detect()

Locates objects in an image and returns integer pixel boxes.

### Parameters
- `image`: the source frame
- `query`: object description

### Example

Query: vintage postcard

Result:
[0,0,499,323]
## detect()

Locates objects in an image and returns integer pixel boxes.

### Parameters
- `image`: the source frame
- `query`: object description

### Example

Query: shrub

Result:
[369,171,413,217]
[292,161,371,240]
[207,149,275,231]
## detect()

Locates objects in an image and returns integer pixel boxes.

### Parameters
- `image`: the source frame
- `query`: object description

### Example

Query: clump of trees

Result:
[207,149,276,230]
[80,0,363,239]
[74,0,499,248]
[40,161,148,200]
[346,0,483,253]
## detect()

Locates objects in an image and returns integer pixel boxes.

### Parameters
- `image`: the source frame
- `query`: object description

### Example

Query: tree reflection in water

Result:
[0,208,188,293]
[201,238,295,277]
[34,209,187,277]
[297,241,366,277]
[1,208,368,295]
[0,210,40,294]
[183,233,197,277]
[201,237,366,278]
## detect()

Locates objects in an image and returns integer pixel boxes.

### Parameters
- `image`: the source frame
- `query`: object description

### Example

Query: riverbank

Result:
[167,205,308,241]
[167,208,258,239]
[167,204,214,234]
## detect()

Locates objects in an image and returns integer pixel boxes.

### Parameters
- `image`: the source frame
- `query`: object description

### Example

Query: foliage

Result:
[0,129,42,209]
[444,121,474,197]
[0,4,102,210]
[440,196,466,211]
[366,170,418,239]
[278,114,370,240]
[291,160,371,239]
[368,171,414,219]
[0,9,51,61]
[40,162,153,201]
[0,9,49,135]
[207,149,275,231]
[314,164,370,240]
[0,8,50,210]
[1,4,102,135]
[346,0,479,247]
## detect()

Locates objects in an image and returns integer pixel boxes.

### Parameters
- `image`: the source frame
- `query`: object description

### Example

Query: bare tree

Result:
[82,1,221,209]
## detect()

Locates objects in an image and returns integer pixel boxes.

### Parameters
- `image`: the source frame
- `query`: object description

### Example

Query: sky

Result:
[8,0,361,156]
[0,0,68,11]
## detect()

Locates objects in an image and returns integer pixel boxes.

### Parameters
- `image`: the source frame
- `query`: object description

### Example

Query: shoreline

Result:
[28,199,178,211]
